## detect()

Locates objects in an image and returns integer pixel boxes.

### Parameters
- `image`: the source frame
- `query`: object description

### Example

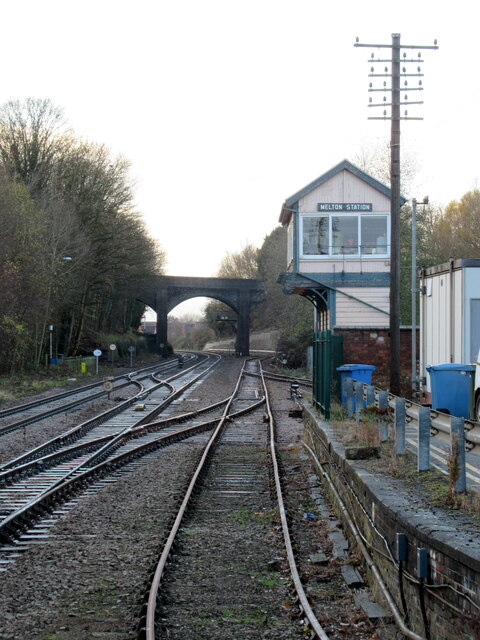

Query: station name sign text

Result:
[317,203,372,212]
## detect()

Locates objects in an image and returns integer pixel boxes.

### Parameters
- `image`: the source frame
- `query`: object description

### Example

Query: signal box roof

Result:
[279,159,406,225]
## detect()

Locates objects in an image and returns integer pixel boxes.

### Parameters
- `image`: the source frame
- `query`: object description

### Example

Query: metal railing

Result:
[341,377,479,492]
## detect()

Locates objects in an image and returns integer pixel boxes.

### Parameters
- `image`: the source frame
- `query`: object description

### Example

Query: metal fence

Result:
[341,376,479,493]
[312,330,343,420]
[56,356,97,374]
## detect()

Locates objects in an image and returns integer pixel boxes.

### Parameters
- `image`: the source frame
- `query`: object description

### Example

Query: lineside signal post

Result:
[354,34,438,395]
[103,376,114,399]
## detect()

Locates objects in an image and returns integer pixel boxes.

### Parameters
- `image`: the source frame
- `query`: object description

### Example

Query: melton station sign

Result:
[317,203,373,212]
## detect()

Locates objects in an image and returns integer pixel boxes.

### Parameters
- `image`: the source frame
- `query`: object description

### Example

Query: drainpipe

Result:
[293,204,299,273]
[412,199,417,396]
[449,258,455,362]
[419,266,427,398]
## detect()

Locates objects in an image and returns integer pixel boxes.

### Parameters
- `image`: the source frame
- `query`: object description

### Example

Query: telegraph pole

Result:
[390,33,402,397]
[355,33,437,395]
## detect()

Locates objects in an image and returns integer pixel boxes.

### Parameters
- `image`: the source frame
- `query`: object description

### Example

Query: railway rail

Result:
[141,359,329,640]
[0,357,186,438]
[0,357,391,640]
[0,356,199,472]
[0,354,222,546]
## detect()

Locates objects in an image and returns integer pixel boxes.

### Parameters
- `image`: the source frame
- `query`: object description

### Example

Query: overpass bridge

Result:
[139,275,265,356]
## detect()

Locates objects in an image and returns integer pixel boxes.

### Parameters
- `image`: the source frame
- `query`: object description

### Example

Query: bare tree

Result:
[44,139,164,353]
[203,244,260,338]
[217,243,259,279]
[353,139,418,195]
[0,98,71,194]
[0,170,46,370]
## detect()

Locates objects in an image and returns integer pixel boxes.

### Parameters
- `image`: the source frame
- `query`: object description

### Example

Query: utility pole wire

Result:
[354,33,438,395]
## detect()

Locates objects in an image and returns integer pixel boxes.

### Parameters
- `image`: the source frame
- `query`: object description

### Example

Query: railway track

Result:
[141,359,330,640]
[0,354,209,471]
[0,357,185,438]
[0,354,222,550]
[0,357,390,640]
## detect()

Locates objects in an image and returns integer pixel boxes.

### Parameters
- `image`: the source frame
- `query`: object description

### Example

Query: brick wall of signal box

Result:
[335,328,417,393]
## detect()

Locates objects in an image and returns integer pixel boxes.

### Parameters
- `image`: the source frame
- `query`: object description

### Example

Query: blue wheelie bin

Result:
[337,364,376,409]
[426,363,475,419]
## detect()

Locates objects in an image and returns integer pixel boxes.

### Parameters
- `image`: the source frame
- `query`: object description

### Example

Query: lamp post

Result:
[411,197,428,397]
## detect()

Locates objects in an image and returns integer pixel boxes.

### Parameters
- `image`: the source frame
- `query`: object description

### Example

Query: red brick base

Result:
[333,327,418,396]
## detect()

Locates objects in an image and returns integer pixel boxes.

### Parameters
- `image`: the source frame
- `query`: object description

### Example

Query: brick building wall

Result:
[334,327,418,394]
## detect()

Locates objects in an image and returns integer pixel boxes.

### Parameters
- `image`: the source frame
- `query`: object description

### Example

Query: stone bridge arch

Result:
[139,276,265,356]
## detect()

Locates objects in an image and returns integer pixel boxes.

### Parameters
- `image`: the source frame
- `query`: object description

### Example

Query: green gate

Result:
[313,330,343,419]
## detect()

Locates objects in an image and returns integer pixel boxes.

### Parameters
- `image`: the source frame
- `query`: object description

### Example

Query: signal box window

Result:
[303,216,328,255]
[300,213,389,258]
[332,216,357,254]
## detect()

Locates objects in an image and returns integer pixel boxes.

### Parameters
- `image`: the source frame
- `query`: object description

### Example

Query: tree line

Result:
[3,100,479,373]
[0,98,164,373]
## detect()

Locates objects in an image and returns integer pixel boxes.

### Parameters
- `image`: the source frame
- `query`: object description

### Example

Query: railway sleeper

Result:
[3,519,30,539]
[0,529,14,544]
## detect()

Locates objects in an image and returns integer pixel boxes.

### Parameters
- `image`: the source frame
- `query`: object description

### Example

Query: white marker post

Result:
[109,344,116,373]
[93,349,102,375]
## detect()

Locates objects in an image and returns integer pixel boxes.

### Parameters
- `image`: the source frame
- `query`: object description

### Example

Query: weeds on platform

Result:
[329,403,380,447]
[328,402,480,518]
[368,442,480,518]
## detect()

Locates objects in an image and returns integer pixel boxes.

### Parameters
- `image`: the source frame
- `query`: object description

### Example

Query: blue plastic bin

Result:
[337,364,376,408]
[426,363,475,419]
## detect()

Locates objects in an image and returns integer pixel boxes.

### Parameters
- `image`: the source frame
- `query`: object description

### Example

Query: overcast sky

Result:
[2,1,478,316]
